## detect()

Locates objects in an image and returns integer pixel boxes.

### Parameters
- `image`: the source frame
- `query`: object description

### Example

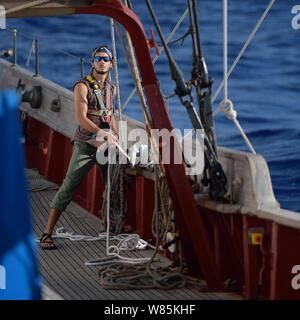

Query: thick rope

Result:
[219,100,256,154]
[102,151,154,264]
[124,26,152,128]
[101,161,129,235]
[110,18,122,119]
[98,165,192,290]
[152,169,174,242]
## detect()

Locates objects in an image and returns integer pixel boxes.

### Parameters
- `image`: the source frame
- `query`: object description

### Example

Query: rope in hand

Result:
[103,149,157,264]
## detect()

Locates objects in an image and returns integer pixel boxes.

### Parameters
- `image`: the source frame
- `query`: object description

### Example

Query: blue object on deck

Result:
[0,90,41,300]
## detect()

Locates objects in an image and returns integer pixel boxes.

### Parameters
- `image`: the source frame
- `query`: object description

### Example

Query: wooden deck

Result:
[27,168,242,300]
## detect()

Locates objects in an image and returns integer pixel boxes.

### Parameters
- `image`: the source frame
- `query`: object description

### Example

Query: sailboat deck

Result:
[27,168,242,300]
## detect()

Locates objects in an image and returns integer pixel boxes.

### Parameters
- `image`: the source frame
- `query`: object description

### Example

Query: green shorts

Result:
[50,140,108,212]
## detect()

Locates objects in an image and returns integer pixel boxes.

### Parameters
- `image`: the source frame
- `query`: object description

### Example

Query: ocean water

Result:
[0,0,299,212]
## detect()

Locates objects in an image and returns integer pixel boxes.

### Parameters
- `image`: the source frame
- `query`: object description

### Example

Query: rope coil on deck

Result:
[97,163,191,290]
[98,263,187,290]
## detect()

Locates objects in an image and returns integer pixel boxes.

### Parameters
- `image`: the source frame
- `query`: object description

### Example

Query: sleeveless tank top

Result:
[71,76,115,147]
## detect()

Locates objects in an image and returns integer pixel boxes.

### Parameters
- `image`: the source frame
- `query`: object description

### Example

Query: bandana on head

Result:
[91,46,113,61]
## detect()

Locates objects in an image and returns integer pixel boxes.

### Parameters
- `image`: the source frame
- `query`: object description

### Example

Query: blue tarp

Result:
[0,90,41,300]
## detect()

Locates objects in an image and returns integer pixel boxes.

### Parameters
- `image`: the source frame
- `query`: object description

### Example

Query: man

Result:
[40,46,118,249]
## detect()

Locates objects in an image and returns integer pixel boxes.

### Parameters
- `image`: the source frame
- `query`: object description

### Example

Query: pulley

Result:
[21,86,42,109]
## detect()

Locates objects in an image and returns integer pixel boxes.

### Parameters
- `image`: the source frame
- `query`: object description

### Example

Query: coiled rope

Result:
[98,164,194,290]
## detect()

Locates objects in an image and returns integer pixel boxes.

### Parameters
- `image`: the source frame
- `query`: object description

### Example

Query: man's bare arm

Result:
[74,82,102,134]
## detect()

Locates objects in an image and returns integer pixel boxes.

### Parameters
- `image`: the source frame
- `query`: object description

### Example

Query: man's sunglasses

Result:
[94,56,111,62]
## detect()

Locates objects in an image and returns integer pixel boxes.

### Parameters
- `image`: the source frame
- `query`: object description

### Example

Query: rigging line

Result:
[114,22,136,110]
[223,0,228,104]
[46,46,82,61]
[4,27,83,62]
[110,18,122,117]
[191,0,204,61]
[181,0,275,141]
[123,20,152,129]
[5,0,51,15]
[120,7,189,111]
[105,151,151,264]
[155,27,192,47]
[212,0,276,112]
[5,27,35,40]
[26,39,35,66]
[220,0,256,155]
[110,18,127,237]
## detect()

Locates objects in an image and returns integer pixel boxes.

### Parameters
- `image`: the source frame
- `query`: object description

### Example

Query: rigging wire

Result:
[121,7,189,111]
[4,27,86,63]
[212,0,276,108]
[181,0,275,144]
[110,18,122,117]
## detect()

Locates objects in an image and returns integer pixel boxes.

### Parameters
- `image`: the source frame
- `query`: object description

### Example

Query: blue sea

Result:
[1,0,299,212]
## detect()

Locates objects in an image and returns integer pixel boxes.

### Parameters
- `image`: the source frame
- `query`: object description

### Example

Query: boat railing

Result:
[0,27,87,82]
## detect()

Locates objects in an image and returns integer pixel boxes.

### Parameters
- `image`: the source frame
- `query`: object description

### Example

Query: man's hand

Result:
[96,129,118,148]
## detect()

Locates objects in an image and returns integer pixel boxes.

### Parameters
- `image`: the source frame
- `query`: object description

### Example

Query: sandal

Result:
[39,233,57,250]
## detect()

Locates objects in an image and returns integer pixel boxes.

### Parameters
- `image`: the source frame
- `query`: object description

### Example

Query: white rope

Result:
[38,225,159,266]
[42,147,160,266]
[216,0,256,155]
[51,226,156,250]
[212,0,276,109]
[177,0,276,144]
[219,100,256,154]
[223,0,228,104]
[104,150,159,264]
[25,39,35,66]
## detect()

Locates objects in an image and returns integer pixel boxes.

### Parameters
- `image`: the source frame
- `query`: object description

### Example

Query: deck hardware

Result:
[0,48,13,58]
[163,232,179,253]
[248,227,264,245]
[147,28,160,57]
[50,97,61,112]
[16,78,26,93]
[22,86,42,109]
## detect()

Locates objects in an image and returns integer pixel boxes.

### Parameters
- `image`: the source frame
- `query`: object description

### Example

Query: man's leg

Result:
[43,208,62,235]
[40,142,97,249]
